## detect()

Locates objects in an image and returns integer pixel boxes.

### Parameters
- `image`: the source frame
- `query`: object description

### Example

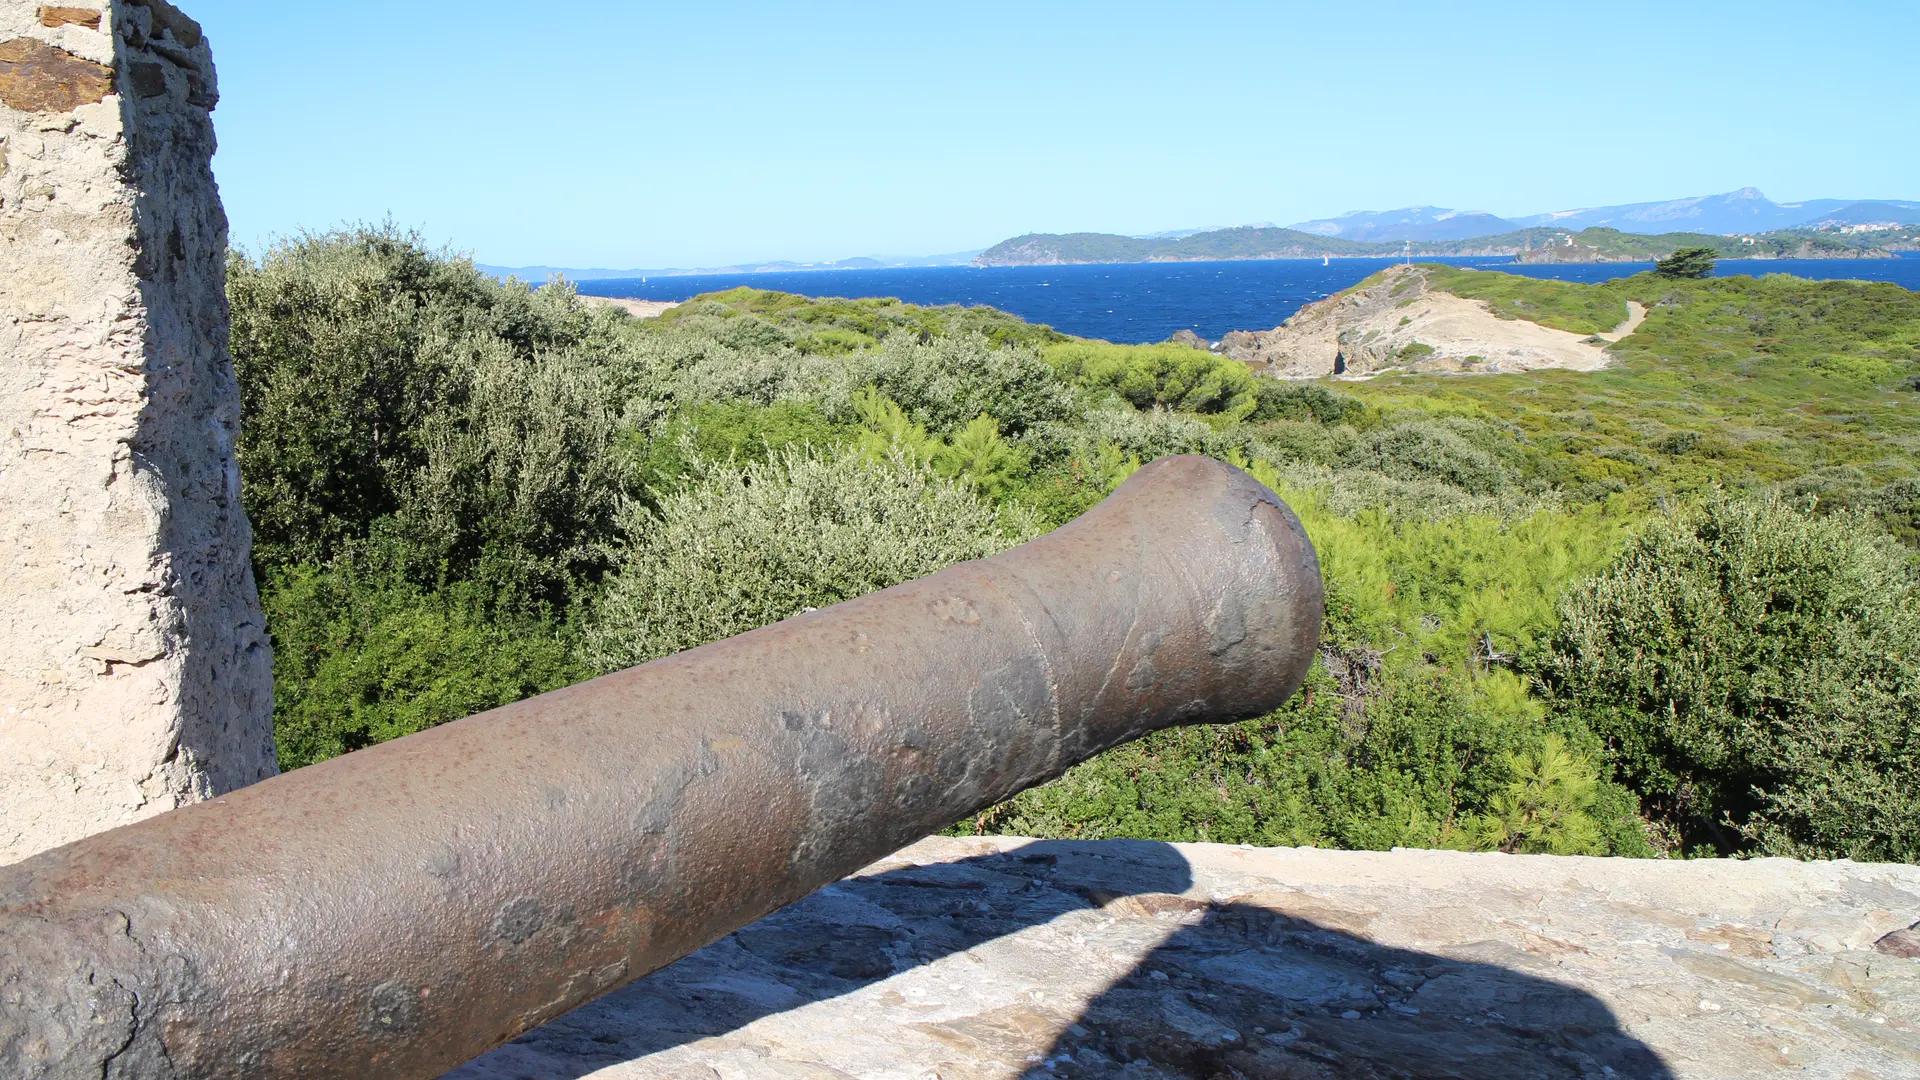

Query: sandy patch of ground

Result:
[582,296,681,319]
[1595,301,1648,343]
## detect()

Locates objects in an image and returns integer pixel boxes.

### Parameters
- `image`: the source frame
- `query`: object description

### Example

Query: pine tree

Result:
[1654,247,1718,279]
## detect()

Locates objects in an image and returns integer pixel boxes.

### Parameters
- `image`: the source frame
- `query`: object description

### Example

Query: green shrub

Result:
[968,664,1651,856]
[826,334,1080,441]
[265,563,584,770]
[1458,734,1625,856]
[630,400,851,498]
[1252,381,1366,425]
[1045,340,1258,417]
[1541,494,1920,860]
[230,227,629,608]
[1253,419,1361,468]
[651,286,1065,353]
[1085,403,1225,462]
[1876,478,1920,545]
[584,447,1037,670]
[1351,418,1516,494]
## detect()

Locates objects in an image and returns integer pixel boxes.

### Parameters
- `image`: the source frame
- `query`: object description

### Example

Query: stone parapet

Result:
[0,0,272,864]
[453,837,1920,1080]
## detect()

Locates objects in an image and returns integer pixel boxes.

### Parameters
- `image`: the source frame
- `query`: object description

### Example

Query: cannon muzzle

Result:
[0,455,1322,1079]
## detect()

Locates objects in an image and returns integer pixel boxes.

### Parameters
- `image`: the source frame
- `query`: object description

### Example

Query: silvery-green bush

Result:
[1542,493,1920,861]
[1351,418,1523,495]
[818,333,1081,441]
[585,447,1038,671]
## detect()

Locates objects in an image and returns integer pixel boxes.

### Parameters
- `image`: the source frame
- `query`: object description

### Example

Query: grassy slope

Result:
[652,285,1070,352]
[1403,267,1920,499]
[668,270,1920,516]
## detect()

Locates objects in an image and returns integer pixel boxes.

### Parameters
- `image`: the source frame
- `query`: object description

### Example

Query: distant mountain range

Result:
[972,222,1911,268]
[1292,188,1920,244]
[486,189,1920,282]
[1289,207,1521,244]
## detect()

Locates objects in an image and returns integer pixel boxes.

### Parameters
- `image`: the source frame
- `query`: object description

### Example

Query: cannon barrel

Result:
[0,456,1323,1079]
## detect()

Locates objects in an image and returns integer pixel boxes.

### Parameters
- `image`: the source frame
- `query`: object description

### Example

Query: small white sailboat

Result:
[1322,254,1329,266]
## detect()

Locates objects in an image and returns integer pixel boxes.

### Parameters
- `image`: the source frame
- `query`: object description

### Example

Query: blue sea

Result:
[579,253,1920,345]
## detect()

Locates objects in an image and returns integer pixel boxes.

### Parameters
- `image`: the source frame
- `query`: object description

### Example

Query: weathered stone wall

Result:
[0,0,273,865]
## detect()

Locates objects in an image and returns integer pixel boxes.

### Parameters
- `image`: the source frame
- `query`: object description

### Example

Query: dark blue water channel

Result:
[578,254,1920,345]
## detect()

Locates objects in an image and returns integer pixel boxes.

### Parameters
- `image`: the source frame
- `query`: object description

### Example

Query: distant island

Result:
[978,188,1920,267]
[974,224,1911,267]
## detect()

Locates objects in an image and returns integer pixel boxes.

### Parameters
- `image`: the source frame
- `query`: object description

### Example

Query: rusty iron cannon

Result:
[0,456,1323,1079]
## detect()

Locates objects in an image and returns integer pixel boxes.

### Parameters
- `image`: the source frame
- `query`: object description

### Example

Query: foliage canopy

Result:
[1541,494,1920,861]
[1654,247,1719,280]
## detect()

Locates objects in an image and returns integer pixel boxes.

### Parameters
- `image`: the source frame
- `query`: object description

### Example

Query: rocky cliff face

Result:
[0,0,274,864]
[451,835,1920,1079]
[1219,265,1627,380]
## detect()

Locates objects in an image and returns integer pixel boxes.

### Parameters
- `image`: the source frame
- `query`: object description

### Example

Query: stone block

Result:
[37,7,100,30]
[0,0,273,865]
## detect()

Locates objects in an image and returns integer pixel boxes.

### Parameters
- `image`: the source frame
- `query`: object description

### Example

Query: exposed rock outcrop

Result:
[0,0,274,864]
[1220,265,1631,380]
[451,835,1920,1080]
[580,295,680,319]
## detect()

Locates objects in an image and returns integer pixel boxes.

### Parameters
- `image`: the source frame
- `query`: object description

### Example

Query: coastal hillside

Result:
[974,224,1905,266]
[1218,264,1637,378]
[975,227,1383,265]
[233,230,1920,866]
[1288,206,1521,243]
[1514,226,1894,263]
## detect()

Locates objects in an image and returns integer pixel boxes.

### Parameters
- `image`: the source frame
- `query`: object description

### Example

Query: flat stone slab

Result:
[449,836,1920,1079]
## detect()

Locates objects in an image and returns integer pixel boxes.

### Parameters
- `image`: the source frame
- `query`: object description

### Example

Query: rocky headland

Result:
[1217,265,1639,380]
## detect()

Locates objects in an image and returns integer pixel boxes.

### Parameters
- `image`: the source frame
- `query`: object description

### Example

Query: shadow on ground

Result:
[448,840,1672,1079]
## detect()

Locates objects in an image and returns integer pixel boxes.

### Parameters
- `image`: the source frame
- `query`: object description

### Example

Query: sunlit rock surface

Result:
[451,836,1920,1079]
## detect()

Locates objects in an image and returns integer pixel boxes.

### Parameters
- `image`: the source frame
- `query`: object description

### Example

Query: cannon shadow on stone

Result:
[449,840,1673,1079]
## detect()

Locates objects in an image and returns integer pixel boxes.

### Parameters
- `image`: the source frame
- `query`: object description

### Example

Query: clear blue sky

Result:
[191,1,1917,269]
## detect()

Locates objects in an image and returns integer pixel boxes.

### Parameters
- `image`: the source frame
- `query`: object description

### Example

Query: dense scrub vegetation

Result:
[1542,495,1920,862]
[231,230,1920,862]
